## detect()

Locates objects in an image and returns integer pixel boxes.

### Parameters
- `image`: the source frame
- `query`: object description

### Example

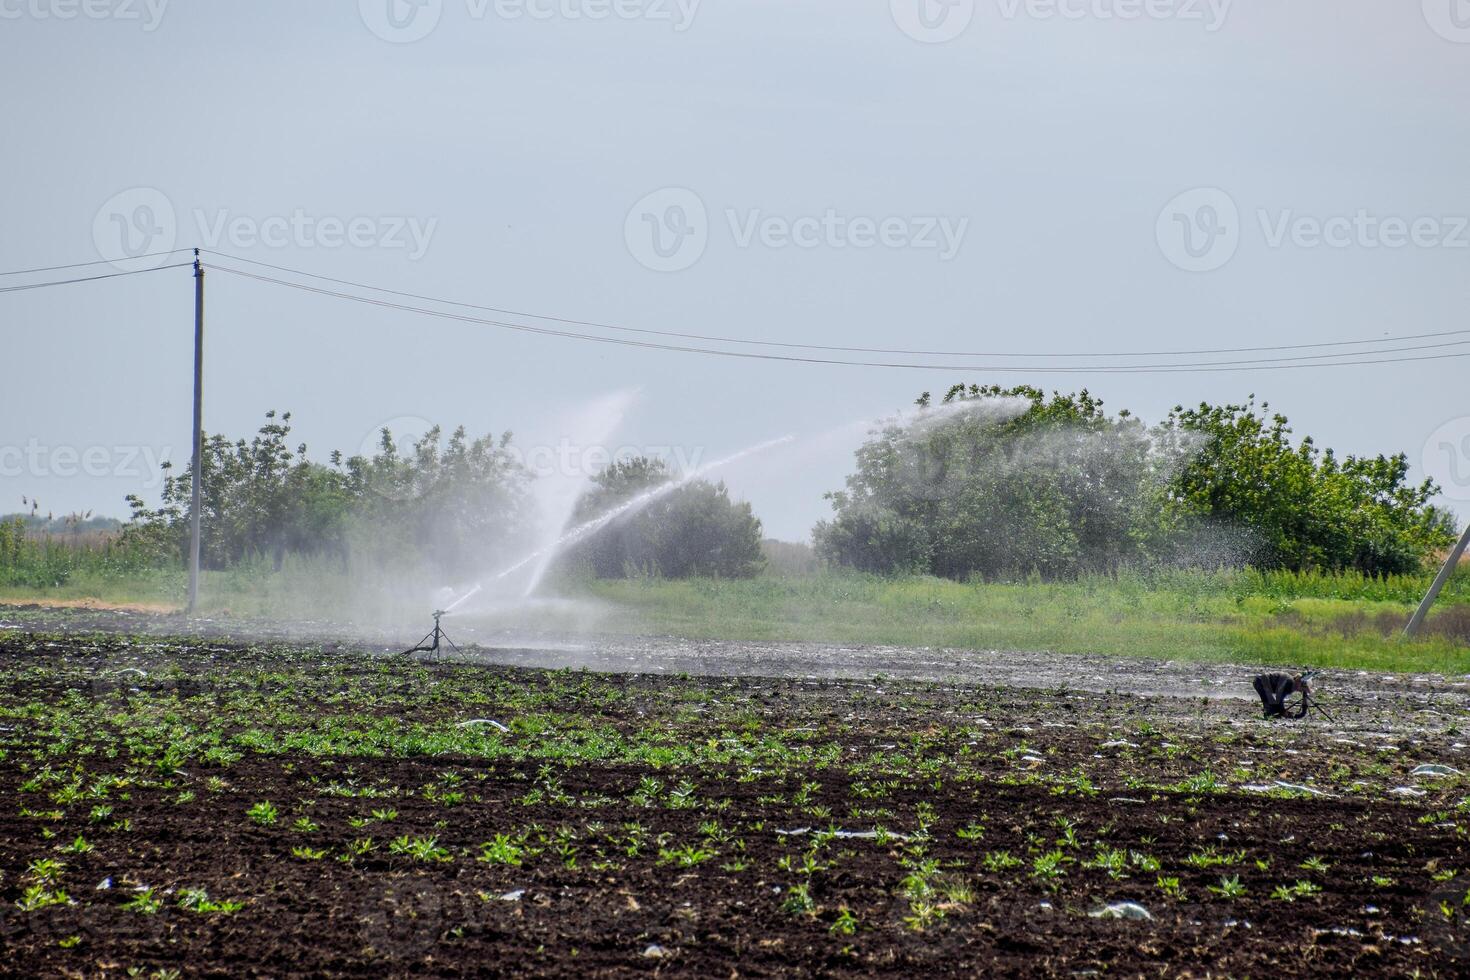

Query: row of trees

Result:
[70,387,1458,585]
[813,384,1455,580]
[120,412,766,581]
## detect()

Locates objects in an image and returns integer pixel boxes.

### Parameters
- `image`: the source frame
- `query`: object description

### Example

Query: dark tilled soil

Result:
[2,623,1470,977]
[3,754,1467,977]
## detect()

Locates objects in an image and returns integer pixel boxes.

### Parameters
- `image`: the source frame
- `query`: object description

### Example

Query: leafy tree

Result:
[814,385,1189,579]
[815,385,1454,580]
[569,456,764,578]
[1162,398,1455,576]
[337,423,533,578]
[124,412,352,571]
[123,412,532,578]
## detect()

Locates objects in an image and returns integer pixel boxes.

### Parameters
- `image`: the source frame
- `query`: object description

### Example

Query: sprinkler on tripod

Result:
[402,610,459,659]
[1285,670,1334,722]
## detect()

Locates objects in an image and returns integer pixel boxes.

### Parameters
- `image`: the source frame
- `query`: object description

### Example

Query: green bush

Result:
[567,456,764,579]
[815,385,1455,581]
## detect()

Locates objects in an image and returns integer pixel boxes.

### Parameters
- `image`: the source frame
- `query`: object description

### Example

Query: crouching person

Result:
[1253,671,1309,720]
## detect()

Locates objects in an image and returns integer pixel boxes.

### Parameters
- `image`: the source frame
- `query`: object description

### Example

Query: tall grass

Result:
[0,518,157,589]
[1229,565,1469,604]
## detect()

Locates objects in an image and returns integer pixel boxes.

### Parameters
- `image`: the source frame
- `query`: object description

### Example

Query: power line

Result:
[7,247,1458,373]
[206,261,1470,374]
[200,247,1470,360]
[0,263,194,293]
[0,250,191,278]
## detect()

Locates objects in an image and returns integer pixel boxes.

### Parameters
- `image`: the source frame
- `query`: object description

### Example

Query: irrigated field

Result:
[11,563,1467,676]
[2,621,1470,976]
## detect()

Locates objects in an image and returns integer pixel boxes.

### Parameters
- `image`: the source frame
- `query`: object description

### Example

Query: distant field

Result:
[3,564,1468,675]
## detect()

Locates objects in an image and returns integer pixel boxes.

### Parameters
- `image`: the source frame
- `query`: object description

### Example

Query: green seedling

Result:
[247,801,278,826]
[390,835,452,863]
[1157,875,1185,900]
[1208,875,1247,899]
[122,888,163,914]
[830,907,858,936]
[478,834,525,866]
[179,888,244,914]
[17,884,70,911]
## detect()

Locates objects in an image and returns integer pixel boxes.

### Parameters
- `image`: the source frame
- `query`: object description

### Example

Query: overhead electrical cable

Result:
[199,248,1470,360]
[0,263,194,293]
[0,250,192,277]
[6,249,1464,374]
[205,261,1470,374]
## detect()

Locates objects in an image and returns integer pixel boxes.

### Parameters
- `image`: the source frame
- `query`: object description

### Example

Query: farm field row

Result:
[1,626,1469,975]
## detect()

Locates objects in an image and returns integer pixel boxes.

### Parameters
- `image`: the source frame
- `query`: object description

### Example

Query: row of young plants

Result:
[5,631,1463,807]
[3,632,1469,971]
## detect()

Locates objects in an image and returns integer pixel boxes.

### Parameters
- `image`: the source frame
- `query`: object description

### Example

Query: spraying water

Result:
[438,397,1024,616]
[442,434,795,614]
[702,395,1034,540]
[520,389,640,597]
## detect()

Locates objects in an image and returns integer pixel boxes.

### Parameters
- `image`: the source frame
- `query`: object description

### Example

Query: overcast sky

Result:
[3,0,1469,541]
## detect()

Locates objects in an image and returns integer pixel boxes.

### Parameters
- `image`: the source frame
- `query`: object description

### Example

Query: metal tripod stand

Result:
[402,610,459,660]
[1285,691,1334,722]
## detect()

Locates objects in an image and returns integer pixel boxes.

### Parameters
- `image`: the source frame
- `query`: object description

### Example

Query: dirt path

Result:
[0,597,180,614]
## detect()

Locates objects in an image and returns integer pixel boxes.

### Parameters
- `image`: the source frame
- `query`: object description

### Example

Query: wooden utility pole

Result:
[1406,521,1470,638]
[187,251,204,613]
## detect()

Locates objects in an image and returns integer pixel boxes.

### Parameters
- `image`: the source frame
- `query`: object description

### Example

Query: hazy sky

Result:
[3,1,1469,540]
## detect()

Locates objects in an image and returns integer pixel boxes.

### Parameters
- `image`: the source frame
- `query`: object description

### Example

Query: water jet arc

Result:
[441,434,795,614]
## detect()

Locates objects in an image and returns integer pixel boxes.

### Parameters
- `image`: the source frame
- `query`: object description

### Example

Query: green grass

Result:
[0,568,185,608]
[2,559,1467,674]
[574,567,1470,674]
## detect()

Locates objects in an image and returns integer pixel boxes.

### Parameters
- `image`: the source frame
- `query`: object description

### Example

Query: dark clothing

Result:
[1253,673,1300,719]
